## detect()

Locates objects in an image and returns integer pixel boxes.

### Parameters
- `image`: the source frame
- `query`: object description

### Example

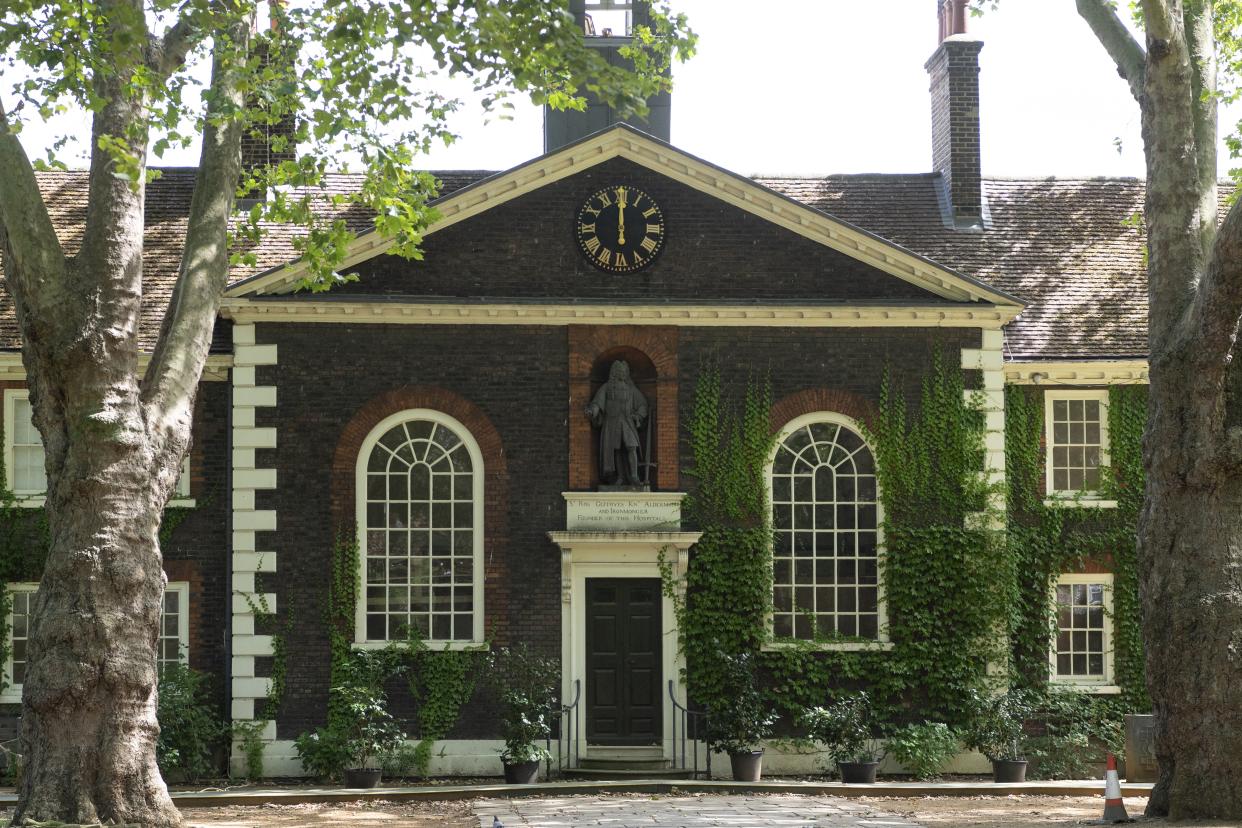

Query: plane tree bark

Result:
[1075,0,1242,817]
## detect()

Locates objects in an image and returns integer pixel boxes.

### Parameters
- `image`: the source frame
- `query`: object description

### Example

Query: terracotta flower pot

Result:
[991,759,1028,783]
[502,758,541,784]
[729,749,764,781]
[344,767,382,788]
[839,760,880,783]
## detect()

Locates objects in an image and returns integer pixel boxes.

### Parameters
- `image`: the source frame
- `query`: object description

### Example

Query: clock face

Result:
[575,185,666,274]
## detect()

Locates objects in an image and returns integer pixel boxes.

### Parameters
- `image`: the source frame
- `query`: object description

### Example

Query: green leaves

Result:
[2,0,696,286]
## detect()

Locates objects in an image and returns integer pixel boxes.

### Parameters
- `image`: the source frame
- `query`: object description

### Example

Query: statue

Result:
[586,360,649,487]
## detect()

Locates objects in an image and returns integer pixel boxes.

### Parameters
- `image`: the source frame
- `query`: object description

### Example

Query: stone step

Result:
[562,766,696,780]
[579,756,672,771]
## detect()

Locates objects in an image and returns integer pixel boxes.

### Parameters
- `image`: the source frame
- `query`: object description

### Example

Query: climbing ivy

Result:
[662,363,775,717]
[316,526,480,778]
[1005,384,1148,709]
[668,350,1015,731]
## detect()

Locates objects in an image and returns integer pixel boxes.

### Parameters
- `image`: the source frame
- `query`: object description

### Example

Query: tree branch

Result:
[151,16,198,77]
[141,16,250,450]
[0,96,69,323]
[1184,1,1217,260]
[1076,0,1147,101]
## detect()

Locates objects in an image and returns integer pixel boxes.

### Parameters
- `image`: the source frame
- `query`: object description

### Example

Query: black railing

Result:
[553,679,582,775]
[668,680,710,779]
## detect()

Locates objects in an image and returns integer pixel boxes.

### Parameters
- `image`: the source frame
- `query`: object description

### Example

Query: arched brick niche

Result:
[770,388,879,434]
[569,326,679,491]
[330,387,512,643]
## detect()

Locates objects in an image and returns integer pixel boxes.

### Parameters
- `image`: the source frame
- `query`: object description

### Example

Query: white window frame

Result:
[2,581,191,702]
[160,582,191,670]
[3,390,194,507]
[354,409,486,650]
[1049,573,1119,694]
[763,411,893,652]
[1044,389,1114,507]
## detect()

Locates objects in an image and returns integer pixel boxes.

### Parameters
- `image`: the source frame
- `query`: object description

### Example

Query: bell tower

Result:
[543,0,672,152]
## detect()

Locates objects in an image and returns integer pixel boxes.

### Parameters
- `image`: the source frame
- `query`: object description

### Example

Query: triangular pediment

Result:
[227,125,1022,311]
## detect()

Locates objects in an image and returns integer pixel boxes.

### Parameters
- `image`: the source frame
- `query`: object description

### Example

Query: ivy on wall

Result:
[1005,384,1148,708]
[668,351,1148,742]
[662,363,775,715]
[316,527,480,777]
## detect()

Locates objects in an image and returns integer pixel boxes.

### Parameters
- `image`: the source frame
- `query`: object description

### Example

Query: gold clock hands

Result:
[616,187,627,246]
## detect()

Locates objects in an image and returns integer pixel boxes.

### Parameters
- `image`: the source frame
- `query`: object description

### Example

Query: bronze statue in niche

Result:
[586,360,650,488]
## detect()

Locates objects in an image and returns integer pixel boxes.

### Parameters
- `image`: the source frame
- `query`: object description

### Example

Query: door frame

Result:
[552,532,698,759]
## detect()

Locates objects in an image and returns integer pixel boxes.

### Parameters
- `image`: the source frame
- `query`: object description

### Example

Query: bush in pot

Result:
[703,653,776,782]
[962,689,1033,782]
[294,683,407,787]
[487,644,558,783]
[801,692,884,783]
[887,721,960,780]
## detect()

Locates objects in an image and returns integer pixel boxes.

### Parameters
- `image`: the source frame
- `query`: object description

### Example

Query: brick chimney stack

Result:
[926,0,984,229]
[239,4,297,182]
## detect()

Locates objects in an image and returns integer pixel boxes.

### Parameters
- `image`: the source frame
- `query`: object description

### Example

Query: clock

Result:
[575,185,666,273]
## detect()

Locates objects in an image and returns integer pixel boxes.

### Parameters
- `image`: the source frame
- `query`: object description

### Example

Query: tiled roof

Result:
[756,174,1152,360]
[7,167,1165,360]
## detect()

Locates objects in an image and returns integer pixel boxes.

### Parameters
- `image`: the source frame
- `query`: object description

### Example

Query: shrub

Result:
[156,663,225,782]
[295,682,407,780]
[962,689,1033,761]
[1025,691,1124,779]
[887,722,959,780]
[705,652,775,755]
[800,692,883,768]
[486,644,558,764]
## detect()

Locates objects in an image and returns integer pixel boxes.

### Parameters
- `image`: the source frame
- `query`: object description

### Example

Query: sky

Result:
[12,1,1241,179]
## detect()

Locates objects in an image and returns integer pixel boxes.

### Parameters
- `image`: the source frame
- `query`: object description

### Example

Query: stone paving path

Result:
[473,795,926,828]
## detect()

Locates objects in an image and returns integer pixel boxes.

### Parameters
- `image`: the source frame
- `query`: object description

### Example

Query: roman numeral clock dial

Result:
[575,185,666,274]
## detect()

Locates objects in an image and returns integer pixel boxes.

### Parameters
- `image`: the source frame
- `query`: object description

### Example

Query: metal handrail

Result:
[668,679,710,779]
[555,679,582,775]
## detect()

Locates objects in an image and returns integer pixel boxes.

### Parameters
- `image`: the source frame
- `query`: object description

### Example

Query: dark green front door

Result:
[585,578,662,745]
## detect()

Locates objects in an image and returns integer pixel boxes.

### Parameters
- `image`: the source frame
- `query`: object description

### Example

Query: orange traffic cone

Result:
[1099,753,1134,823]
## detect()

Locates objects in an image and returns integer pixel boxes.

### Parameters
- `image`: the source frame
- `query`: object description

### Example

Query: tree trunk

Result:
[1140,368,1242,819]
[11,364,183,825]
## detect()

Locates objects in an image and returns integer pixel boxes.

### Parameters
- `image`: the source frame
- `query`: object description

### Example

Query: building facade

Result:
[0,1,1151,776]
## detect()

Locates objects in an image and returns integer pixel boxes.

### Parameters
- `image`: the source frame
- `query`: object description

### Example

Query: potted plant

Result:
[801,692,884,783]
[703,653,776,781]
[295,683,407,788]
[487,644,559,784]
[962,689,1033,782]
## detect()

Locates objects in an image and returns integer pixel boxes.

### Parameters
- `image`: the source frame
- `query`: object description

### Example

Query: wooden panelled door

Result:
[585,578,663,745]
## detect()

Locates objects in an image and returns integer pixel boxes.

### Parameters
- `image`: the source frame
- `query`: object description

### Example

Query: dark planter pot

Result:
[729,749,764,782]
[992,759,1028,783]
[503,759,541,784]
[344,767,382,789]
[839,761,880,784]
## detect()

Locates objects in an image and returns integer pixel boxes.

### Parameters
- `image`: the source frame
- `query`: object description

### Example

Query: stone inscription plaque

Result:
[1125,714,1158,783]
[565,493,684,532]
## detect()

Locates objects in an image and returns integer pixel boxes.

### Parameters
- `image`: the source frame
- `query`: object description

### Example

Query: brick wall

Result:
[335,157,953,304]
[258,323,568,738]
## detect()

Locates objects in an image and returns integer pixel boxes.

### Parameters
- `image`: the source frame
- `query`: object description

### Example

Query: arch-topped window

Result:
[355,410,484,647]
[770,412,883,643]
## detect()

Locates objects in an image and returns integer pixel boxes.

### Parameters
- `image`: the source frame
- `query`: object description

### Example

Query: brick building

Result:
[1,0,1150,776]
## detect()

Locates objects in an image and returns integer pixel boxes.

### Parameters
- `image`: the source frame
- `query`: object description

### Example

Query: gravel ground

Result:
[4,793,1242,828]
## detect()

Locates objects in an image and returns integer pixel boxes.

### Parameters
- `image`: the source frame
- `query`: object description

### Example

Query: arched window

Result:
[355,410,484,646]
[770,413,882,642]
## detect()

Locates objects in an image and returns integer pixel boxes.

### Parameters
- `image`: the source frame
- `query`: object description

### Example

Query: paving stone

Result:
[473,795,926,828]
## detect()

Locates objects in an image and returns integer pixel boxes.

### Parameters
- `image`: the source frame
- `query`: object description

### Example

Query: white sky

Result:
[12,0,1240,178]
